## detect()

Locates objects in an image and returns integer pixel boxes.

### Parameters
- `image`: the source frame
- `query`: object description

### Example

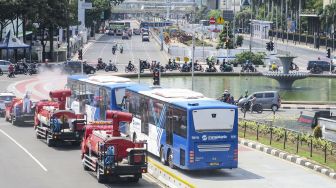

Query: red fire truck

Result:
[81,110,147,183]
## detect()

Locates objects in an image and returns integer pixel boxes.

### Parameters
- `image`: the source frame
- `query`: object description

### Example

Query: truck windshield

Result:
[192,109,235,132]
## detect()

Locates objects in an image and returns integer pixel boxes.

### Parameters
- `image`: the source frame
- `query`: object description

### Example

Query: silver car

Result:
[238,91,281,111]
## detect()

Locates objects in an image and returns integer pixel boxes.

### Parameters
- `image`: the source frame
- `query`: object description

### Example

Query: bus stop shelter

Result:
[0,31,31,62]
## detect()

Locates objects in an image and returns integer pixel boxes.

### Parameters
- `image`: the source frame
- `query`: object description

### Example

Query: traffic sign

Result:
[217,17,224,24]
[209,17,216,25]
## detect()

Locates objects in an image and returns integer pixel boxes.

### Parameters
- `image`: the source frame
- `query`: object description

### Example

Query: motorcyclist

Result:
[8,63,15,77]
[112,45,117,54]
[271,62,278,71]
[128,61,134,70]
[182,61,189,71]
[312,63,318,72]
[168,59,172,66]
[119,45,123,53]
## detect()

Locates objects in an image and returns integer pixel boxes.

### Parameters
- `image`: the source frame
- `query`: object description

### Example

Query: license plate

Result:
[209,162,219,166]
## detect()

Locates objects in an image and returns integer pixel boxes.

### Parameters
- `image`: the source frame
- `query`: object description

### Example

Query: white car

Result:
[0,60,11,72]
[0,92,15,116]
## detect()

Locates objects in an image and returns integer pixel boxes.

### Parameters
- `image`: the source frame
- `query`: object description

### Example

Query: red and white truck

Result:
[34,89,86,146]
[81,110,148,183]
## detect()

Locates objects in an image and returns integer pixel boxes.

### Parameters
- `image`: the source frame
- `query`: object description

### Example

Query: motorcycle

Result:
[289,63,299,71]
[14,63,28,75]
[96,62,107,71]
[125,65,137,73]
[219,64,233,72]
[120,47,123,54]
[165,63,180,71]
[193,64,204,72]
[241,63,257,73]
[7,71,15,78]
[180,64,191,72]
[240,101,263,114]
[205,66,217,72]
[105,63,118,72]
[28,64,38,75]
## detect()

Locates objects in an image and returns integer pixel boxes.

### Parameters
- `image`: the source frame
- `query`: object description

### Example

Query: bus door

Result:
[78,83,86,113]
[99,88,107,120]
[166,107,173,146]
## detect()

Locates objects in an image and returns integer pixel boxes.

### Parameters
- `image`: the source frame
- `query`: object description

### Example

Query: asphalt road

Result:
[0,119,161,188]
[83,22,169,71]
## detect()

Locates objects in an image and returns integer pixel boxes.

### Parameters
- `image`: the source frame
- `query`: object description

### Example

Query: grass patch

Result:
[239,128,336,171]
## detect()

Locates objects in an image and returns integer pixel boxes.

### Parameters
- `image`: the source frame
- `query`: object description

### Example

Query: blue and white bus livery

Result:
[124,86,238,170]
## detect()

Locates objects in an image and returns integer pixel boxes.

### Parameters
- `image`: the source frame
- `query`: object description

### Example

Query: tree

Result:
[194,5,208,23]
[217,22,234,49]
[207,9,221,19]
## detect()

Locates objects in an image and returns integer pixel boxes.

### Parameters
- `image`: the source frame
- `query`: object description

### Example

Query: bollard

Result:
[310,137,313,158]
[296,134,299,154]
[270,127,273,145]
[283,130,287,149]
[244,122,247,138]
[257,124,259,141]
[324,142,327,163]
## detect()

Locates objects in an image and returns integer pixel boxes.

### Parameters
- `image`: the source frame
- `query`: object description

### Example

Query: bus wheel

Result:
[167,150,175,169]
[160,147,167,165]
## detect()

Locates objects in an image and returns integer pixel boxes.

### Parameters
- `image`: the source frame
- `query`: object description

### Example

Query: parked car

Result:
[0,92,15,117]
[307,60,334,71]
[0,60,11,72]
[237,91,281,111]
[62,60,96,74]
[133,28,141,35]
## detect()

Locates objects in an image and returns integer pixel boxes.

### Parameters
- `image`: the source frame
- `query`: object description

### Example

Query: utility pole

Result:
[233,0,236,48]
[249,0,253,52]
[191,5,195,91]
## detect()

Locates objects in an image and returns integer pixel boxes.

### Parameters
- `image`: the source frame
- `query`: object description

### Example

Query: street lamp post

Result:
[191,6,195,91]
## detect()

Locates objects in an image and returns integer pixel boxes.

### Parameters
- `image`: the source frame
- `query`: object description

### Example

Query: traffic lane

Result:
[159,145,335,188]
[0,121,50,188]
[0,119,160,188]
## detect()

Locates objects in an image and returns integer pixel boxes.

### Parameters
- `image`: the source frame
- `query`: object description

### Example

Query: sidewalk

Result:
[243,34,334,55]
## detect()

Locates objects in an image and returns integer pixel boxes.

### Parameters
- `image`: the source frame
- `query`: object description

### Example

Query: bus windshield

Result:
[192,109,235,132]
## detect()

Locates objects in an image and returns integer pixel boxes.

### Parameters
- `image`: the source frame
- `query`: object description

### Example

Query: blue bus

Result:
[124,85,238,170]
[67,75,137,122]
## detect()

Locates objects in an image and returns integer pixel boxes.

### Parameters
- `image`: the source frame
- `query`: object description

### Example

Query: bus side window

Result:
[173,109,187,138]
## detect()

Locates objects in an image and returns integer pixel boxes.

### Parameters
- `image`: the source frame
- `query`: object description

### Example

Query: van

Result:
[238,91,281,111]
[307,60,334,71]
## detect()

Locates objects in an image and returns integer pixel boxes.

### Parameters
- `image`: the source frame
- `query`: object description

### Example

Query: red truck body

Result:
[81,111,147,183]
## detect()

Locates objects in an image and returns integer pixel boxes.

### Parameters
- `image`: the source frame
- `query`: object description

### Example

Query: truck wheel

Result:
[130,174,140,183]
[36,132,42,139]
[83,159,91,171]
[96,167,106,183]
[47,136,54,147]
[11,116,16,125]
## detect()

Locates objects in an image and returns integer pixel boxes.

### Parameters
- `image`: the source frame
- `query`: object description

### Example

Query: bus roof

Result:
[68,75,137,89]
[126,85,237,110]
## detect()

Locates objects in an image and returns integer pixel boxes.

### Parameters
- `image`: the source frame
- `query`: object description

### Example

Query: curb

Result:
[239,139,336,180]
[282,106,332,110]
[148,158,195,188]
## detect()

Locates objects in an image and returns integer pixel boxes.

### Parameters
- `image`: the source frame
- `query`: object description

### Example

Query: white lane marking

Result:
[130,35,135,63]
[98,42,108,59]
[0,129,48,172]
